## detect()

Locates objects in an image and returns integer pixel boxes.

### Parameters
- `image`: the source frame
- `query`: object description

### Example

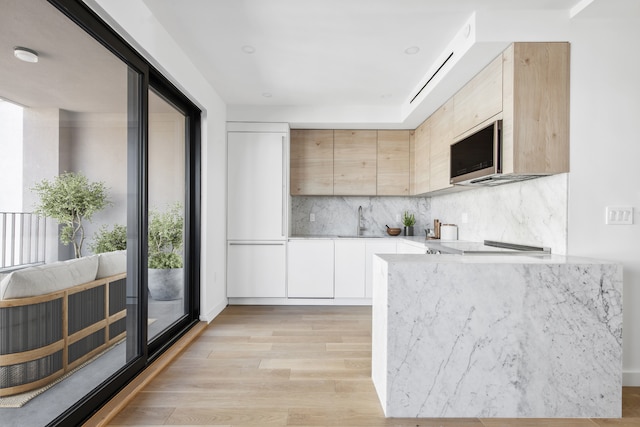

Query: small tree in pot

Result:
[32,171,110,258]
[147,203,184,300]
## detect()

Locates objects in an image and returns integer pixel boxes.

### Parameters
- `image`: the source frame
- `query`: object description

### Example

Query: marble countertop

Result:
[289,234,406,240]
[377,252,616,265]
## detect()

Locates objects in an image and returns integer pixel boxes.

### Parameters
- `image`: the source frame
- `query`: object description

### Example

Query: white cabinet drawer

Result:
[227,242,286,298]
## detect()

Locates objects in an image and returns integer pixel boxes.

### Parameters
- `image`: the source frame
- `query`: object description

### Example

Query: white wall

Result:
[61,111,128,254]
[0,101,23,212]
[85,0,229,322]
[22,108,62,262]
[568,2,640,385]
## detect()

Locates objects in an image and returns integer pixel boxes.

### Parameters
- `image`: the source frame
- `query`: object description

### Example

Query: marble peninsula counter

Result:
[371,253,622,418]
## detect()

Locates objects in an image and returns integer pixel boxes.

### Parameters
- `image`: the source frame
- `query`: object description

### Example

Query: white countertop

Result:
[377,252,615,265]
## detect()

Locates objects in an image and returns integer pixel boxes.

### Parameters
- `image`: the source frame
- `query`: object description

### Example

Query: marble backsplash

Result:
[290,174,568,254]
[430,173,568,254]
[290,196,430,237]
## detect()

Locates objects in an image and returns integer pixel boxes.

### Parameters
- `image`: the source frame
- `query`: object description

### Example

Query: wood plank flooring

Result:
[107,305,640,427]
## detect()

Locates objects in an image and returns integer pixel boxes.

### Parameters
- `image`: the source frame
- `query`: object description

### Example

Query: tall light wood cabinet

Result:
[501,42,570,175]
[377,130,410,196]
[334,130,377,195]
[429,98,454,192]
[290,129,334,195]
[413,118,431,195]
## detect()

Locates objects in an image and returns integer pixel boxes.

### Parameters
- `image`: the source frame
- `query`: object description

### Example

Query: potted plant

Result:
[32,171,110,258]
[402,211,416,236]
[147,203,184,300]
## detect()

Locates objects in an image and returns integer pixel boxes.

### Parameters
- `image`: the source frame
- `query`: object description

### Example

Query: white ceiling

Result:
[142,0,581,124]
[0,0,127,113]
[7,0,632,127]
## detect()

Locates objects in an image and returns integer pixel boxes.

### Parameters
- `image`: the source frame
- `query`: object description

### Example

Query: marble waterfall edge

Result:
[372,255,623,418]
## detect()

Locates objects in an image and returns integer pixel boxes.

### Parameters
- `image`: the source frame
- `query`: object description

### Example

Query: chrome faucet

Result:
[357,205,364,236]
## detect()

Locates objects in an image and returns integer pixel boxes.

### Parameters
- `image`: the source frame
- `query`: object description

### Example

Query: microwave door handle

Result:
[495,120,502,173]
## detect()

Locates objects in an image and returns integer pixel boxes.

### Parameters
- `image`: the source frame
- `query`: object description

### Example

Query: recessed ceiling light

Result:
[404,46,420,55]
[262,92,272,98]
[14,46,38,63]
[241,45,256,54]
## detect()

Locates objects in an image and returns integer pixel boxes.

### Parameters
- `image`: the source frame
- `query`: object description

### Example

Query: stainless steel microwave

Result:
[450,120,501,185]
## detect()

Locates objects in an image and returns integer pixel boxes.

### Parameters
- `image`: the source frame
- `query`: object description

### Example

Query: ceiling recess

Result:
[409,51,453,104]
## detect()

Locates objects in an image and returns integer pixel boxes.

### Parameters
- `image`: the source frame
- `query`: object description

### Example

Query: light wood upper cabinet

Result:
[377,130,411,196]
[502,42,570,175]
[413,118,430,195]
[290,129,334,196]
[453,55,503,138]
[334,130,377,195]
[409,131,416,195]
[429,98,454,192]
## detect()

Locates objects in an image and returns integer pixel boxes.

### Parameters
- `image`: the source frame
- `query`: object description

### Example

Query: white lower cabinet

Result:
[334,240,367,298]
[365,241,397,298]
[397,241,427,254]
[227,242,286,298]
[288,240,334,298]
[261,238,399,302]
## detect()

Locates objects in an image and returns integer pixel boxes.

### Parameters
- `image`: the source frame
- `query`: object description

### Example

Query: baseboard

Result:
[623,371,640,386]
[200,298,228,323]
[227,297,372,306]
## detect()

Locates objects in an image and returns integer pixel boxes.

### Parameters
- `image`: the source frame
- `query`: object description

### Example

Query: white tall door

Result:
[227,132,286,240]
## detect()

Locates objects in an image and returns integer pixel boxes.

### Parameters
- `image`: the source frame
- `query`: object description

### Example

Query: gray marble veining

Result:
[290,174,568,254]
[430,174,568,254]
[290,196,430,236]
[372,253,622,418]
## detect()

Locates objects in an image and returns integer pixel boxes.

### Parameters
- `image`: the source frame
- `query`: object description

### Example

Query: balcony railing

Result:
[1,212,46,272]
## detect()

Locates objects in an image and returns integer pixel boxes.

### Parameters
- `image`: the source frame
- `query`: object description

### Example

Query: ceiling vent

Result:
[409,51,454,104]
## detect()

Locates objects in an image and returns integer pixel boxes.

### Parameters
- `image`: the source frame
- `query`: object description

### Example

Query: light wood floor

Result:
[108,305,640,427]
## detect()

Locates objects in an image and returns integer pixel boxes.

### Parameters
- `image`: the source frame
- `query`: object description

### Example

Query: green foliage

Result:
[148,252,183,269]
[90,224,127,254]
[32,172,110,258]
[148,203,184,269]
[402,211,416,227]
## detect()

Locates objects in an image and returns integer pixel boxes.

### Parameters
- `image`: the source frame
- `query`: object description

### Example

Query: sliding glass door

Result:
[0,1,200,425]
[147,88,188,342]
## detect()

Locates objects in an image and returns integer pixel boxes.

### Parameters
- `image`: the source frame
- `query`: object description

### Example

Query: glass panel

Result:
[0,1,140,424]
[147,89,187,341]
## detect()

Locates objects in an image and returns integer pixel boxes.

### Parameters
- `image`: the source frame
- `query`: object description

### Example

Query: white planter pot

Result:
[148,268,183,301]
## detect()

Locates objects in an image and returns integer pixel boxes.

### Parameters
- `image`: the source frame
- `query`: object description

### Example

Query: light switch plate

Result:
[309,213,315,222]
[605,206,633,225]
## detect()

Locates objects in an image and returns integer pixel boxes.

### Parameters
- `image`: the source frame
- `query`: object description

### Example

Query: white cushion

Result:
[0,255,99,300]
[96,250,127,279]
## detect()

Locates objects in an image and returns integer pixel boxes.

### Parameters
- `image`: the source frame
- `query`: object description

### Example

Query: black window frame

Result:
[45,1,201,426]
